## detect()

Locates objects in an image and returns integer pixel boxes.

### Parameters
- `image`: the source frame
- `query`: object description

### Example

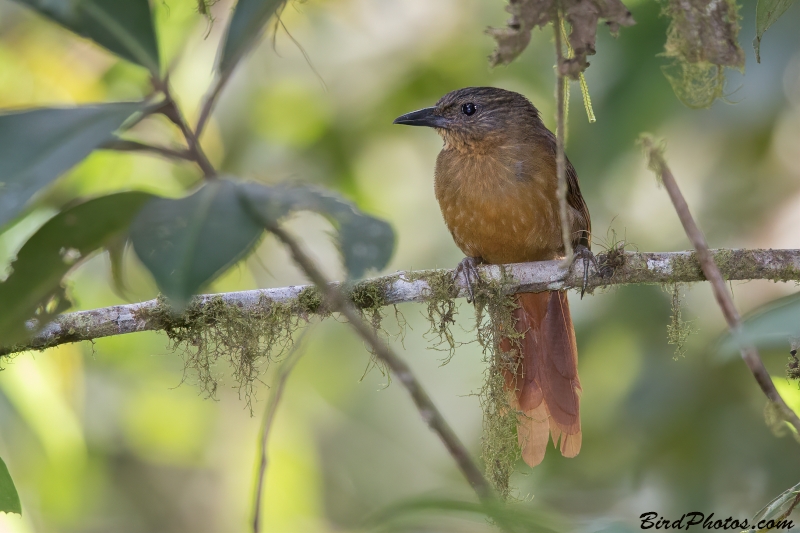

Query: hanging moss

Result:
[408,269,460,363]
[764,401,788,437]
[347,280,392,381]
[196,1,218,21]
[660,0,744,108]
[473,268,523,500]
[479,356,520,501]
[787,348,800,381]
[665,283,695,359]
[407,266,523,498]
[138,294,306,411]
[763,401,800,444]
[764,400,800,443]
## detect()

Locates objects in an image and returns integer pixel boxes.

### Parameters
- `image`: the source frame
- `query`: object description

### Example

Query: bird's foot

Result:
[454,256,484,303]
[573,245,596,299]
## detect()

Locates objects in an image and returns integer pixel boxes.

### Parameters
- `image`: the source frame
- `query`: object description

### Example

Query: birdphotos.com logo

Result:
[639,511,794,530]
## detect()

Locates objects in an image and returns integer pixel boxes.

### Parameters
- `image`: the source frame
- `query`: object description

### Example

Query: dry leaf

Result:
[488,0,635,78]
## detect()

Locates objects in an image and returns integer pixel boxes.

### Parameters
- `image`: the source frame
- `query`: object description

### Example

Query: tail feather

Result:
[516,402,550,467]
[500,291,582,467]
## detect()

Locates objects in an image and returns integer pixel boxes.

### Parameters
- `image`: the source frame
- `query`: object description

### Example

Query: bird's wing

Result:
[566,158,591,249]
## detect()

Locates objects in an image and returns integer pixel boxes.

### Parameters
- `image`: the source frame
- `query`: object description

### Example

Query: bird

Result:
[393,87,591,467]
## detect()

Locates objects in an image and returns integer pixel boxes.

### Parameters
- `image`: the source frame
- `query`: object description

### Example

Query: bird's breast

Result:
[434,148,562,264]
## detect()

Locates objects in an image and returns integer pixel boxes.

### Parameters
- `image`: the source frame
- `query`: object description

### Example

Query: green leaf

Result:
[0,192,153,346]
[130,179,265,306]
[0,102,145,229]
[745,481,800,532]
[106,233,131,300]
[0,456,21,515]
[719,293,800,354]
[754,0,797,62]
[239,183,395,278]
[14,0,160,72]
[220,0,286,75]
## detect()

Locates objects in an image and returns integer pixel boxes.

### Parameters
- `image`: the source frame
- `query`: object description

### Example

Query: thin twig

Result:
[5,248,800,356]
[267,224,495,502]
[195,3,289,138]
[195,73,229,139]
[101,139,194,162]
[770,491,800,529]
[554,16,573,265]
[252,329,310,533]
[154,79,217,178]
[640,135,800,436]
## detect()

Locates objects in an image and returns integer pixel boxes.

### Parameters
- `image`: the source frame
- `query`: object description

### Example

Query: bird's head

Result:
[393,87,543,150]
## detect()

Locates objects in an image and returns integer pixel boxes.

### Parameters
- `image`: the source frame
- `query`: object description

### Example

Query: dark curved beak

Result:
[393,107,447,128]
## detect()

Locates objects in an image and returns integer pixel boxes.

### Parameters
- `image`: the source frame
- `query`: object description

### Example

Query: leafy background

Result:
[0,0,799,531]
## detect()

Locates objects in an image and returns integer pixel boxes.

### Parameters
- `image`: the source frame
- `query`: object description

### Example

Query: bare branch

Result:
[252,330,309,533]
[153,79,217,178]
[266,224,495,502]
[554,16,573,265]
[101,139,194,162]
[640,135,800,436]
[5,248,800,355]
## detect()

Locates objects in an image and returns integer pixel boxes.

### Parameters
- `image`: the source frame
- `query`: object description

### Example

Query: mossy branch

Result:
[4,248,800,356]
[265,224,496,503]
[640,134,800,438]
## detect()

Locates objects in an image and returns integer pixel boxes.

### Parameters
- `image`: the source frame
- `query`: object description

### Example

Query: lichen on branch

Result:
[5,249,800,358]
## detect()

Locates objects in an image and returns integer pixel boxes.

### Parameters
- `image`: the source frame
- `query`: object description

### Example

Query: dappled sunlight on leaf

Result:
[13,0,160,73]
[0,102,146,228]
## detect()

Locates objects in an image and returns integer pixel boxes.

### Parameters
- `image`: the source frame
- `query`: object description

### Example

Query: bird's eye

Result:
[461,103,477,116]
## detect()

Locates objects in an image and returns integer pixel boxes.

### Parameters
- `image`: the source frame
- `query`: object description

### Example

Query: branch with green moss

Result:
[265,224,496,502]
[4,248,800,357]
[640,134,800,437]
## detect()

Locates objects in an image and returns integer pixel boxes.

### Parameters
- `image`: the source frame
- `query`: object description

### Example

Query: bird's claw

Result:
[454,256,484,303]
[573,245,596,299]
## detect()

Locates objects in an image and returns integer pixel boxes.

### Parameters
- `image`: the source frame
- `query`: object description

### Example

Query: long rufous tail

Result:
[500,291,582,467]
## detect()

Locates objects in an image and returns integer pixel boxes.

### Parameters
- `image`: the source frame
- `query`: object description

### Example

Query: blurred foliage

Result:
[0,102,145,227]
[12,0,161,73]
[722,293,800,353]
[128,177,394,304]
[755,0,798,61]
[0,456,20,515]
[745,480,800,532]
[0,192,153,344]
[368,496,562,533]
[0,0,798,531]
[240,182,395,278]
[219,0,286,75]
